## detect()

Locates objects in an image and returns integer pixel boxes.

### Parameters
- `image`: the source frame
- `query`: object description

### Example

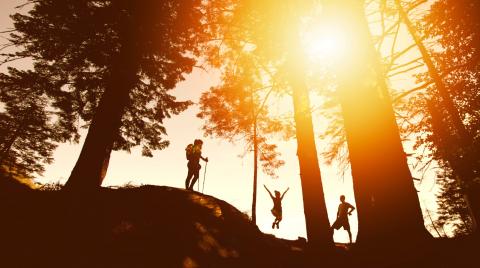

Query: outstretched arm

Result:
[201,156,208,162]
[264,185,274,199]
[281,187,290,200]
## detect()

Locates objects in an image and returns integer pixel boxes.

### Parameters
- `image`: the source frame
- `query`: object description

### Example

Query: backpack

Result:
[185,144,194,160]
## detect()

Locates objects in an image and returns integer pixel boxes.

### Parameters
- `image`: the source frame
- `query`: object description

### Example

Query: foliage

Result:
[435,167,474,236]
[400,0,480,233]
[1,0,219,160]
[419,0,480,171]
[198,55,287,177]
[0,0,232,185]
[0,69,73,178]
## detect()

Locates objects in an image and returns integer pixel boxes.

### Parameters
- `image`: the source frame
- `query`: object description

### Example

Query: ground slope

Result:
[1,176,478,268]
[0,177,301,268]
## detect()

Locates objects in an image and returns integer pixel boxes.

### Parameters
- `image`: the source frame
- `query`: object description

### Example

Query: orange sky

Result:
[0,0,442,242]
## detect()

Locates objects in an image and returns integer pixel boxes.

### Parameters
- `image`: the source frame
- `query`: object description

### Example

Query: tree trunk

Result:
[0,125,22,164]
[425,208,443,238]
[65,16,138,192]
[396,0,479,234]
[287,57,333,249]
[0,109,32,164]
[252,118,258,224]
[325,0,430,244]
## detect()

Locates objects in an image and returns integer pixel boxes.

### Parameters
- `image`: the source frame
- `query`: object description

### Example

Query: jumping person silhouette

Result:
[264,185,289,229]
[185,139,208,190]
[331,195,356,243]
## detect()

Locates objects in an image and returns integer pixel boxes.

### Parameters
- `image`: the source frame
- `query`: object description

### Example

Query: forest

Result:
[0,0,479,267]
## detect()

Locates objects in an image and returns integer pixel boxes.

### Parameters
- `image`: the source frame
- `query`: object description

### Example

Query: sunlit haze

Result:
[302,24,348,62]
[0,0,443,244]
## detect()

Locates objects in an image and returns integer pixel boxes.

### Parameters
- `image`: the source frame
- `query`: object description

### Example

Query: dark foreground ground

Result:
[0,175,478,268]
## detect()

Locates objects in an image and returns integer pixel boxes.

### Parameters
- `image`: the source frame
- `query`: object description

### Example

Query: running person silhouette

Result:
[264,185,289,229]
[331,195,355,243]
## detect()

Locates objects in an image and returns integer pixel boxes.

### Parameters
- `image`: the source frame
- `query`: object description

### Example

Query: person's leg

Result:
[275,215,282,229]
[185,167,194,189]
[331,219,340,237]
[347,229,352,244]
[189,167,200,190]
[344,220,352,243]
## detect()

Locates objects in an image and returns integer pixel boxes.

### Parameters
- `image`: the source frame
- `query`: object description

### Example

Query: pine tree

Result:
[4,0,221,190]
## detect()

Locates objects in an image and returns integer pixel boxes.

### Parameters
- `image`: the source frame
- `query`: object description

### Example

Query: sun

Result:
[302,27,347,62]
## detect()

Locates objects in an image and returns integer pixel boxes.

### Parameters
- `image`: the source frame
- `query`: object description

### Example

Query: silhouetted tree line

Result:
[1,0,478,253]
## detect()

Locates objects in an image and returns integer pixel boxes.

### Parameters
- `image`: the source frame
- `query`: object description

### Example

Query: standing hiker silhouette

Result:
[264,185,289,229]
[185,139,208,191]
[331,195,356,243]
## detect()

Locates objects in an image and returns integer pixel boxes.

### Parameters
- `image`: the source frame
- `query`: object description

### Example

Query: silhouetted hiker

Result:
[331,195,355,243]
[264,185,289,229]
[185,139,208,190]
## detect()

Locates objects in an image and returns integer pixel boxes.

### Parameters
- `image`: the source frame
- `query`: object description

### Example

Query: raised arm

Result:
[264,185,274,199]
[281,187,290,200]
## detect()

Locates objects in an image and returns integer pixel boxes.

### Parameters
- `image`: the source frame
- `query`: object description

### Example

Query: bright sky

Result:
[0,0,442,242]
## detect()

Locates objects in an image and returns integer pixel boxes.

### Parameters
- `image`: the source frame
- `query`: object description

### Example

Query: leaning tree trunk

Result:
[396,0,479,234]
[65,18,138,192]
[325,0,430,244]
[287,55,333,250]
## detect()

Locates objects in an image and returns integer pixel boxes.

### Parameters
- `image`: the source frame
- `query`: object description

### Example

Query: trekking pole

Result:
[197,172,200,192]
[202,162,208,193]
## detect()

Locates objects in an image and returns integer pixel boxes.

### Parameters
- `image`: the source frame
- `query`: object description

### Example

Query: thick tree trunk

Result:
[65,20,138,191]
[339,84,429,243]
[325,0,430,244]
[287,62,333,249]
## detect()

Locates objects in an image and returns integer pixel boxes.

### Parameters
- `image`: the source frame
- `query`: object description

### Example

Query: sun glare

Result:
[302,27,347,62]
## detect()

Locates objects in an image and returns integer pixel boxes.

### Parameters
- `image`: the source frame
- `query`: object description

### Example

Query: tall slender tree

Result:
[285,49,334,248]
[419,0,480,235]
[394,0,479,232]
[198,55,286,224]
